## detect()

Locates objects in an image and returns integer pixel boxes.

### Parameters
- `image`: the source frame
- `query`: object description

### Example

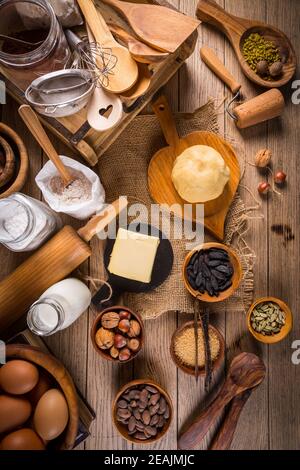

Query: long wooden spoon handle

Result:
[200,46,241,94]
[152,95,181,152]
[196,0,246,38]
[18,105,73,186]
[108,22,132,46]
[77,197,128,242]
[178,384,237,450]
[77,0,113,44]
[209,389,252,450]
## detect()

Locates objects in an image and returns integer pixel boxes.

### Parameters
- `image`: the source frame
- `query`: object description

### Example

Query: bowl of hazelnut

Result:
[91,306,144,363]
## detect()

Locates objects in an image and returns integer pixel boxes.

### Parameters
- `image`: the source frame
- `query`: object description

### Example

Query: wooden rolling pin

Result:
[234,89,285,129]
[0,198,127,332]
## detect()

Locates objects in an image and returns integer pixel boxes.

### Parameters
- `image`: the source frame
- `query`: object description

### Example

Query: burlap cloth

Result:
[97,101,259,319]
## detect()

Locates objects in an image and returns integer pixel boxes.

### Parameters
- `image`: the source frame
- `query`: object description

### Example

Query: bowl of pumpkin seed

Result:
[247,297,293,344]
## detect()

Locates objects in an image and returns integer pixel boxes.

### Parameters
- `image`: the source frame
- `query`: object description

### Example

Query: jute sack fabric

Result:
[97,101,256,319]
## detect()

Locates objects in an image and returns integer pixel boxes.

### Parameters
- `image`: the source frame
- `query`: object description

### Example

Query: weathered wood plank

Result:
[267,0,300,451]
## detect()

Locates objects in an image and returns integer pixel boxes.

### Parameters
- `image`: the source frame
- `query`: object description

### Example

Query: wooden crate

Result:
[0,0,199,166]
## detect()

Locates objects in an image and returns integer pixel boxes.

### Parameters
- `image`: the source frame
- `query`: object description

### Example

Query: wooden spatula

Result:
[101,0,200,53]
[108,22,169,63]
[196,0,296,88]
[18,105,74,187]
[147,95,240,241]
[178,353,266,450]
[77,0,138,94]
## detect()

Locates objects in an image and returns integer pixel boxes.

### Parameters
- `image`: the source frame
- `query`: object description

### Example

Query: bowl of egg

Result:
[0,344,79,450]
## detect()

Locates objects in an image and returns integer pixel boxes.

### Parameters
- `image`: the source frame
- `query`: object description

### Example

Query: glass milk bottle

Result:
[0,193,62,252]
[27,278,92,336]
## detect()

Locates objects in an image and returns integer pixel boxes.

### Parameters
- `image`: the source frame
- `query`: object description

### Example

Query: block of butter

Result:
[108,228,160,283]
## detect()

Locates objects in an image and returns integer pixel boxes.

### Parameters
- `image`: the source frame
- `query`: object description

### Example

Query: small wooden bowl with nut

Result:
[91,306,144,363]
[247,296,293,344]
[112,378,173,444]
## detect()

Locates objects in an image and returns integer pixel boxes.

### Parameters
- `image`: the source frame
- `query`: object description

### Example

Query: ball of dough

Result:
[171,145,230,203]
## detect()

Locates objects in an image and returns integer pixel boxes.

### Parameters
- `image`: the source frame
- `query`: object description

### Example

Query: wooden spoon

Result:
[108,22,169,63]
[178,352,266,450]
[0,135,15,188]
[196,0,296,88]
[101,0,200,53]
[209,388,253,450]
[18,105,74,187]
[121,63,152,100]
[77,0,138,94]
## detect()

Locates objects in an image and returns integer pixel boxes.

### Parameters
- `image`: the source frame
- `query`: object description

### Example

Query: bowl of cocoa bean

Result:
[91,306,144,363]
[113,379,173,444]
[183,243,242,302]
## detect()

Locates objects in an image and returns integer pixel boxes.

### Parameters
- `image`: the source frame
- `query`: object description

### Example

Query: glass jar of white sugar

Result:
[27,278,92,336]
[0,193,62,251]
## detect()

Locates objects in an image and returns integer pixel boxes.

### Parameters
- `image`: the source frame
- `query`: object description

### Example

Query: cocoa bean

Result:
[149,403,160,416]
[150,414,159,426]
[117,400,128,409]
[117,408,131,420]
[164,405,170,420]
[133,409,141,421]
[149,393,160,406]
[145,426,157,437]
[157,416,165,428]
[128,416,137,432]
[129,389,140,400]
[134,432,147,440]
[142,410,151,425]
[158,397,167,415]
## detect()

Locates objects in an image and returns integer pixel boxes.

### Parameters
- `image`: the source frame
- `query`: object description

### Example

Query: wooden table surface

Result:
[1,0,299,451]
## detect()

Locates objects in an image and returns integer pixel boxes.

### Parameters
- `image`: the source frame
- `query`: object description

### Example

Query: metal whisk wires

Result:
[65,30,118,89]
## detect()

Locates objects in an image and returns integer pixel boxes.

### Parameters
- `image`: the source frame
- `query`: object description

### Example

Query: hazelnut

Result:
[101,311,120,329]
[110,346,119,359]
[256,60,269,76]
[269,61,283,77]
[114,334,127,349]
[119,310,131,320]
[127,338,140,352]
[119,348,131,362]
[118,319,130,334]
[95,327,114,350]
[128,320,141,338]
[255,148,272,168]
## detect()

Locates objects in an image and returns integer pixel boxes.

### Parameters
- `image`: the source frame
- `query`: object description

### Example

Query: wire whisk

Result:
[65,29,118,89]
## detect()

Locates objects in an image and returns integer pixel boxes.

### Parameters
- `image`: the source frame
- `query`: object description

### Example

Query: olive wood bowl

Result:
[112,378,173,444]
[183,242,243,303]
[0,122,29,199]
[5,344,79,450]
[170,321,225,376]
[91,306,144,364]
[0,135,15,188]
[247,296,293,344]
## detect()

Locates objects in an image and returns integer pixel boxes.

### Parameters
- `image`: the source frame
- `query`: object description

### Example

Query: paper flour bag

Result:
[36,156,105,220]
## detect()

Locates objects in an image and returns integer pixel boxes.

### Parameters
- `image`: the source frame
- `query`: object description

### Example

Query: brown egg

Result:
[0,428,45,450]
[26,369,53,407]
[0,360,39,395]
[34,389,69,441]
[0,395,32,433]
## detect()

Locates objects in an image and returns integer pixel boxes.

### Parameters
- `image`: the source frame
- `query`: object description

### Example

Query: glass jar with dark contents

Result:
[0,0,71,90]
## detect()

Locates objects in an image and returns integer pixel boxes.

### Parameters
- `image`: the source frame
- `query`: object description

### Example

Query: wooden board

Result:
[148,98,240,240]
[0,0,199,166]
[0,0,299,452]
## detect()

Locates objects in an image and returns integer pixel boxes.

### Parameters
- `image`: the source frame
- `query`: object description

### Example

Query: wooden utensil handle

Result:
[200,46,241,94]
[196,0,244,37]
[152,95,181,152]
[77,0,113,44]
[178,384,237,450]
[18,105,72,186]
[77,197,128,242]
[209,389,252,450]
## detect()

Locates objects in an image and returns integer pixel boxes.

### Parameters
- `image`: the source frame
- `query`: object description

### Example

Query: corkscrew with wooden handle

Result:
[200,46,241,95]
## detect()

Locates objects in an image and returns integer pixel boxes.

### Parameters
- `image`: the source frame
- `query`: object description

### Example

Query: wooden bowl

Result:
[112,378,173,444]
[91,306,144,364]
[170,321,225,376]
[0,135,15,188]
[0,122,29,199]
[5,344,79,450]
[239,26,297,89]
[247,296,293,344]
[183,242,242,303]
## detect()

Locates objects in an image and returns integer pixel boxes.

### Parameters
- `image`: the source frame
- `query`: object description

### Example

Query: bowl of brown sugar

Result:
[170,321,225,376]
